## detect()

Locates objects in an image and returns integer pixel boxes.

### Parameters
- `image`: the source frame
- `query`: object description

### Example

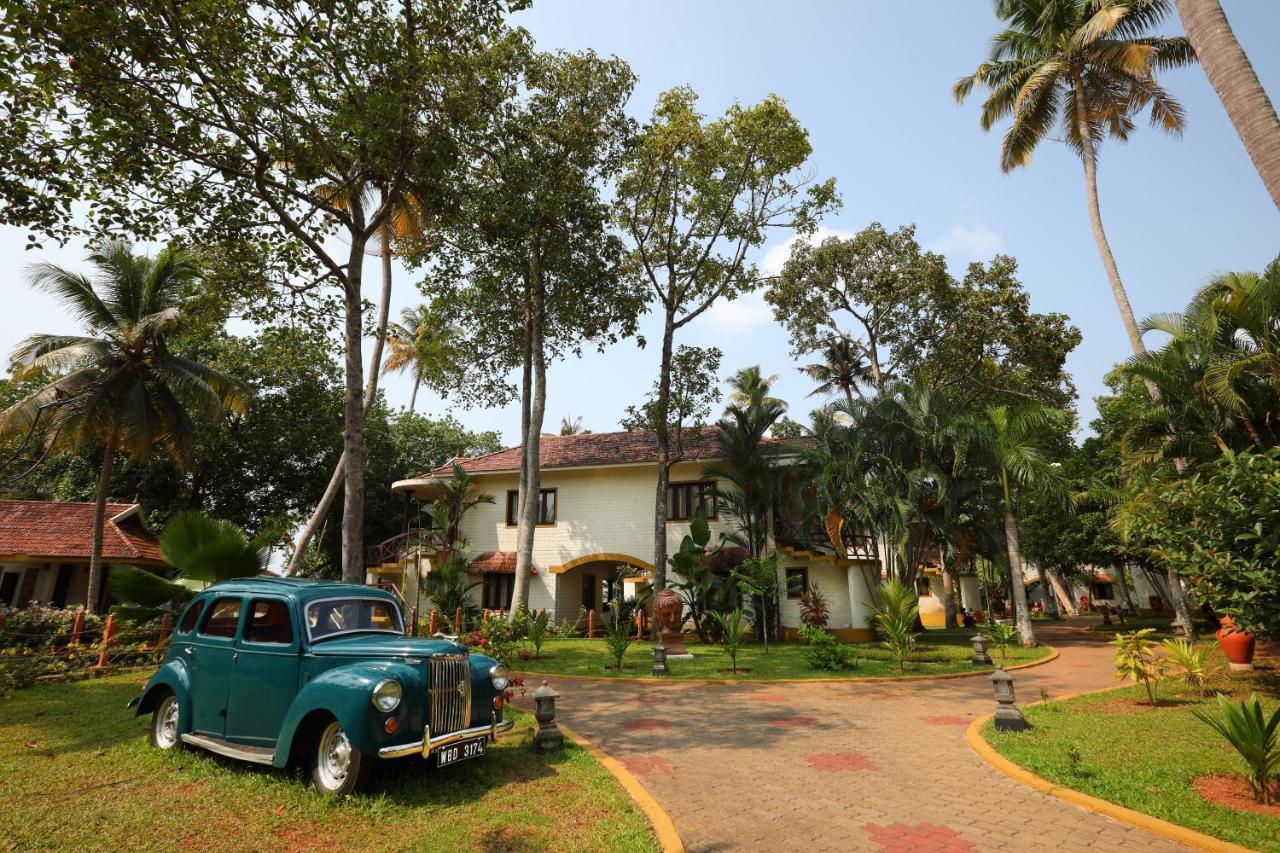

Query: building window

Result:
[1091,582,1115,601]
[505,489,557,526]
[666,481,718,521]
[784,567,808,599]
[483,574,514,610]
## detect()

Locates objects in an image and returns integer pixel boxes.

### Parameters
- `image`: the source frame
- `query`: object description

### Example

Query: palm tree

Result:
[955,0,1194,361]
[1174,0,1280,210]
[110,512,271,622]
[558,415,586,436]
[798,334,874,410]
[963,404,1069,647]
[383,303,450,413]
[1,243,247,613]
[426,464,495,562]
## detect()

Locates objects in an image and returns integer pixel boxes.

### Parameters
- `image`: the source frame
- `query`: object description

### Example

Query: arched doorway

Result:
[548,553,652,623]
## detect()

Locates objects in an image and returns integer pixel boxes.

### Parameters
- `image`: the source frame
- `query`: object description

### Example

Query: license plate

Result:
[435,737,486,767]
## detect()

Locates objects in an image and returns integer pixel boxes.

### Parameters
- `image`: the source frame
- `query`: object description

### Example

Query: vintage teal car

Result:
[129,577,513,796]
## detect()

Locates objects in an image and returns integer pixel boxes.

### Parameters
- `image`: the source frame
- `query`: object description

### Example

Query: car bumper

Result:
[378,717,515,759]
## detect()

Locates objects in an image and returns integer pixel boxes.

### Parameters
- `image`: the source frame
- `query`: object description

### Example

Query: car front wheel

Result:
[150,693,181,751]
[311,720,371,797]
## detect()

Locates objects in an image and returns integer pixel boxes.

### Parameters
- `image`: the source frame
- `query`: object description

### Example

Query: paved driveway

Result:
[518,623,1190,852]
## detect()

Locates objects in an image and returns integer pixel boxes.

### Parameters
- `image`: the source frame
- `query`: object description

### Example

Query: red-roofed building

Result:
[0,500,168,610]
[380,428,882,640]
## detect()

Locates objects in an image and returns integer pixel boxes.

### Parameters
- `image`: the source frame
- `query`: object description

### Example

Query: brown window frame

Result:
[666,480,718,522]
[505,488,557,527]
[784,567,808,599]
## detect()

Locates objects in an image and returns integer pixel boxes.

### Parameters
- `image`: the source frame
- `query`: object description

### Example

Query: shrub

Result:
[1111,628,1165,704]
[871,579,919,672]
[603,601,633,670]
[798,626,856,671]
[464,613,523,665]
[710,608,748,674]
[983,622,1017,662]
[0,604,101,650]
[1194,693,1280,805]
[1160,638,1217,696]
[799,584,829,629]
[526,609,550,658]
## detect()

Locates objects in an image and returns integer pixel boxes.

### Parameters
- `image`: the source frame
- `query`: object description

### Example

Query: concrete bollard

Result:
[429,608,439,636]
[587,609,596,639]
[454,606,463,636]
[158,612,173,647]
[94,613,116,671]
[70,608,85,645]
[408,606,418,637]
[634,611,643,640]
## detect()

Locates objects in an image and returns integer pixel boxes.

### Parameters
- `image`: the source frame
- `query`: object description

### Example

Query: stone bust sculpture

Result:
[654,588,691,657]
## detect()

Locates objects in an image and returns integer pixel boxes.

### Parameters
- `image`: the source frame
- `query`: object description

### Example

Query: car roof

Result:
[195,576,397,604]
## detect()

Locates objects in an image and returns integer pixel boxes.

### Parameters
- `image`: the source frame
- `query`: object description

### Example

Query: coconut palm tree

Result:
[1,242,247,613]
[1174,0,1280,211]
[383,303,451,413]
[962,404,1069,647]
[954,0,1194,361]
[558,415,586,436]
[798,334,874,409]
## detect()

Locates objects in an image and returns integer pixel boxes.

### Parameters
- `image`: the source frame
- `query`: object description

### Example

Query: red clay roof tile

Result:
[0,500,166,564]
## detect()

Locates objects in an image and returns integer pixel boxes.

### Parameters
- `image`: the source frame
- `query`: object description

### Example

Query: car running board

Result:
[180,733,275,765]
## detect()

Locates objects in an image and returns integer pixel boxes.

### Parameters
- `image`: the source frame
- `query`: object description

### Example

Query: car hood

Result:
[308,634,469,658]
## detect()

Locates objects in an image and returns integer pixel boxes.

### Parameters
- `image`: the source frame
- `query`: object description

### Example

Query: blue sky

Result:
[2,1,1277,447]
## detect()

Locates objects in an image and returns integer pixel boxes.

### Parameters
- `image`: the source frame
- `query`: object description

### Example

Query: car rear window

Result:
[244,599,293,645]
[198,597,242,638]
[177,600,203,635]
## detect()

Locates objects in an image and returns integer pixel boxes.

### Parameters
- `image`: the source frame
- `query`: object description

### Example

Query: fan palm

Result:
[798,334,874,409]
[961,404,1069,647]
[955,0,1194,362]
[1,242,247,613]
[109,512,271,622]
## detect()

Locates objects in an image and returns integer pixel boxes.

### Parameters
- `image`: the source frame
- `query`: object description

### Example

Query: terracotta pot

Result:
[1215,616,1256,671]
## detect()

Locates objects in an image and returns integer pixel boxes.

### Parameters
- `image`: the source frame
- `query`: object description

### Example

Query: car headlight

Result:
[372,679,402,713]
[490,664,510,692]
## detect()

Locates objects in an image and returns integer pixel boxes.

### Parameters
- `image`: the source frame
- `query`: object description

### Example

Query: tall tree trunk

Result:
[511,242,545,620]
[1035,563,1058,619]
[286,231,394,577]
[1000,470,1036,647]
[652,314,677,592]
[1176,0,1280,211]
[1077,112,1198,639]
[941,554,958,630]
[408,377,419,413]
[341,261,367,583]
[1116,562,1138,614]
[86,437,117,615]
[1045,567,1075,616]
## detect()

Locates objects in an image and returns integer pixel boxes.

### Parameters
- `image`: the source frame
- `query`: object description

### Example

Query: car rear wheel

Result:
[311,720,371,797]
[149,693,181,750]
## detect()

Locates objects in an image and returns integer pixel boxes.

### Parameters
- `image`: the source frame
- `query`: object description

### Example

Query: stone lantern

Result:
[532,680,564,752]
[970,633,992,666]
[651,644,669,676]
[990,668,1028,732]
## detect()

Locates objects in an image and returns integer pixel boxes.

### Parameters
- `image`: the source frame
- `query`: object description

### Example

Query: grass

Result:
[0,673,657,852]
[982,662,1280,852]
[516,628,1051,680]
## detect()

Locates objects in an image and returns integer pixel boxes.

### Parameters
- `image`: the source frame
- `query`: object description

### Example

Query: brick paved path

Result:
[518,623,1190,852]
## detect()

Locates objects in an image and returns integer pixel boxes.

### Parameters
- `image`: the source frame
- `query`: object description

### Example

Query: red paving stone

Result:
[631,693,670,704]
[918,715,972,726]
[619,755,674,776]
[515,621,1192,852]
[621,717,671,732]
[805,752,878,772]
[863,822,974,852]
[748,693,788,702]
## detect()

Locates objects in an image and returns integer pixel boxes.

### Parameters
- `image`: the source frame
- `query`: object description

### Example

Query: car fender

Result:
[130,659,194,732]
[272,660,424,767]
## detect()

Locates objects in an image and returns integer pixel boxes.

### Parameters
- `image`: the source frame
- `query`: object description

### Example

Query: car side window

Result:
[243,599,293,645]
[177,600,204,635]
[198,597,242,639]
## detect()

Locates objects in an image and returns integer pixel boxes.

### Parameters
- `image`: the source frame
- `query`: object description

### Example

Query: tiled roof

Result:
[0,500,166,564]
[425,428,803,478]
[466,552,536,575]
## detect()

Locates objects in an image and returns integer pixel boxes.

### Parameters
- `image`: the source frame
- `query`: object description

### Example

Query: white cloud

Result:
[759,226,854,276]
[703,289,773,333]
[928,220,1005,266]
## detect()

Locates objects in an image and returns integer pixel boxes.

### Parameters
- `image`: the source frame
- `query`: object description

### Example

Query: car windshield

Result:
[306,598,403,641]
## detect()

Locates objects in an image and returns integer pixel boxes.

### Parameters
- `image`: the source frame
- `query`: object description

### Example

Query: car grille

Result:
[428,654,471,735]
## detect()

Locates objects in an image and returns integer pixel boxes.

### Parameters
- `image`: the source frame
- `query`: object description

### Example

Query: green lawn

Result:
[0,674,656,852]
[982,665,1280,852]
[516,629,1051,680]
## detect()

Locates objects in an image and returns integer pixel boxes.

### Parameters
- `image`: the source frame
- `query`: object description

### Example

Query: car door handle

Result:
[232,652,239,662]
[183,647,194,656]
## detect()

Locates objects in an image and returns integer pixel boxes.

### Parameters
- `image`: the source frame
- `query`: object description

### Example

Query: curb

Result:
[965,697,1256,853]
[559,722,684,853]
[516,646,1059,686]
